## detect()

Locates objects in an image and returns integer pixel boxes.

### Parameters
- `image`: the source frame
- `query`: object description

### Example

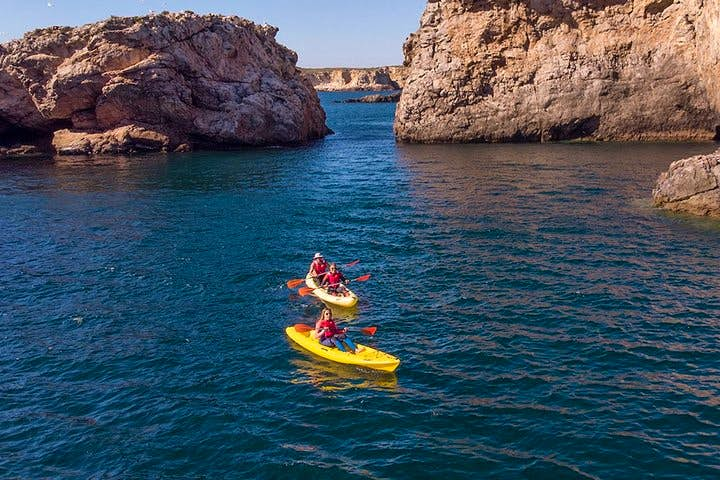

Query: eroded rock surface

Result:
[395,0,720,143]
[0,12,330,155]
[653,149,720,217]
[303,66,407,91]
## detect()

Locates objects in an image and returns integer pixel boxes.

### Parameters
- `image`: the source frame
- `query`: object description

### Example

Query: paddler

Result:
[313,308,363,353]
[321,263,350,297]
[308,252,328,282]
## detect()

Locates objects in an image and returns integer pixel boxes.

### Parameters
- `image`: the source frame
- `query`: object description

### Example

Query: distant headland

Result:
[301,66,407,92]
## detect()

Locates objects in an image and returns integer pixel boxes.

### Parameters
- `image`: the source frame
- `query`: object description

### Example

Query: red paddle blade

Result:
[345,259,360,268]
[286,278,304,289]
[294,324,313,333]
[298,287,314,296]
[361,326,377,336]
[354,274,371,282]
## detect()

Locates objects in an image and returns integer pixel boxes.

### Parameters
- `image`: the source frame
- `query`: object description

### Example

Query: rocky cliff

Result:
[303,66,407,91]
[0,12,330,155]
[653,149,720,217]
[395,0,720,143]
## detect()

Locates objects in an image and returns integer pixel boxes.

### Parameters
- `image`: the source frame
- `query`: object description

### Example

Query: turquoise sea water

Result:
[1,92,720,478]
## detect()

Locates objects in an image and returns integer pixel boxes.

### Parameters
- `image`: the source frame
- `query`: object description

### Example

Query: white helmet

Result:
[313,252,323,259]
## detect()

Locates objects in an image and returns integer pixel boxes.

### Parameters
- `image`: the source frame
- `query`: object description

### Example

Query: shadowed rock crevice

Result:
[546,116,601,141]
[644,0,674,16]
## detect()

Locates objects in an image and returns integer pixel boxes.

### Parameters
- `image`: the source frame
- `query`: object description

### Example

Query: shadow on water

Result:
[326,303,359,321]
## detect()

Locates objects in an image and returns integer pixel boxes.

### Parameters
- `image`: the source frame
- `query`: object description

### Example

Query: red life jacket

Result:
[311,260,327,275]
[317,319,341,339]
[325,271,342,285]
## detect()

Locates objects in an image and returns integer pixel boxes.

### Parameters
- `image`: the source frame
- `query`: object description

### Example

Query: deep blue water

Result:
[1,91,720,479]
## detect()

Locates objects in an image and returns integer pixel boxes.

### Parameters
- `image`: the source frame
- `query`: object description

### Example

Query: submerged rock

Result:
[653,150,720,217]
[343,92,401,103]
[0,12,331,155]
[395,0,720,143]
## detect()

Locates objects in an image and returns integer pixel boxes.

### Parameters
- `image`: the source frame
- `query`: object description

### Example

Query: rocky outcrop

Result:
[343,92,402,103]
[52,125,173,155]
[395,0,720,143]
[0,144,48,159]
[303,66,407,91]
[653,149,720,217]
[0,12,330,155]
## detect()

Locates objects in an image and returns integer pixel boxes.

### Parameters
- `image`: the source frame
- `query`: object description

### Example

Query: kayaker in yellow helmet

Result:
[313,308,364,354]
[321,263,350,297]
[308,252,328,283]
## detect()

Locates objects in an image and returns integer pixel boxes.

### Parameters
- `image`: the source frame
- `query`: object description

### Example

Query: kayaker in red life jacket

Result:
[313,308,364,354]
[308,252,328,282]
[321,263,349,296]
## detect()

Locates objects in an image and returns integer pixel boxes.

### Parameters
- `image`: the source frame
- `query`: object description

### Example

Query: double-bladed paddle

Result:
[285,259,361,289]
[293,323,377,336]
[297,274,371,296]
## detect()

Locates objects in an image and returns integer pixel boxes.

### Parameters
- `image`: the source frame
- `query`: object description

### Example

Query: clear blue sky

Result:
[0,0,427,67]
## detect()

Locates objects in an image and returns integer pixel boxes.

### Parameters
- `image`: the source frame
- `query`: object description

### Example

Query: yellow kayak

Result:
[305,273,358,308]
[285,326,400,373]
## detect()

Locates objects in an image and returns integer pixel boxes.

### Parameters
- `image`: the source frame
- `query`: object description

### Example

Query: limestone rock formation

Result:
[395,0,720,143]
[303,66,407,91]
[0,12,330,155]
[653,149,720,217]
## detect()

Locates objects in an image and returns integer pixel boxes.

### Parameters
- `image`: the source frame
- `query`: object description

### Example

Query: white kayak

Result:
[304,273,359,308]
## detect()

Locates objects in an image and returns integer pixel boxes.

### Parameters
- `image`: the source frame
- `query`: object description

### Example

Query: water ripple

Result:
[1,95,720,477]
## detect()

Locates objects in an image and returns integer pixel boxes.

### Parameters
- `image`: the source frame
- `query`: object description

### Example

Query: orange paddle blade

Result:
[298,287,315,296]
[345,259,360,268]
[361,326,377,336]
[354,274,371,282]
[286,278,304,289]
[294,324,313,333]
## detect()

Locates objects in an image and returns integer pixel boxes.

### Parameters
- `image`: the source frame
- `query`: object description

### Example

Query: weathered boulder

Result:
[0,11,330,155]
[653,149,720,217]
[52,125,172,155]
[303,66,407,91]
[395,0,720,143]
[0,144,48,159]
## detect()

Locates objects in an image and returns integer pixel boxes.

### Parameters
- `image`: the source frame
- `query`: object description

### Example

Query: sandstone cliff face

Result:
[0,12,330,155]
[395,0,720,143]
[303,66,407,91]
[653,149,720,217]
